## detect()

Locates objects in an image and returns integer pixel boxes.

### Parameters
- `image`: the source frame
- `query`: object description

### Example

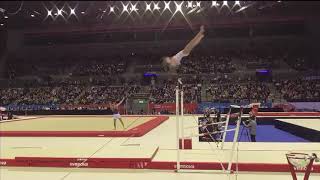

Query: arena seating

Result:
[2,39,318,110]
[274,79,320,102]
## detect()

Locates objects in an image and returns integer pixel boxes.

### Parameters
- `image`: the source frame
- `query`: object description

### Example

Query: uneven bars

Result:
[176,86,180,171]
[181,90,184,150]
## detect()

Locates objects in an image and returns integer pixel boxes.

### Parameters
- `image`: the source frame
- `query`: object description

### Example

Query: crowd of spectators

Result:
[177,55,236,74]
[206,82,271,103]
[1,77,320,108]
[72,60,127,76]
[7,52,239,78]
[284,56,319,72]
[149,78,201,104]
[0,85,140,106]
[2,43,318,107]
[7,51,314,79]
[0,88,25,105]
[7,55,128,79]
[244,55,280,69]
[149,81,176,104]
[77,85,140,105]
[274,79,320,102]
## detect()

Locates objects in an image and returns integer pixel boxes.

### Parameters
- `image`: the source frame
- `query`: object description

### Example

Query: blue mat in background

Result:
[224,125,309,142]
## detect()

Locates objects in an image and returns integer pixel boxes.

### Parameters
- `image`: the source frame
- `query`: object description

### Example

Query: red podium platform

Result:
[179,138,192,149]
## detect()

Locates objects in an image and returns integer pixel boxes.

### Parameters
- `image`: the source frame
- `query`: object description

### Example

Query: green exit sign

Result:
[134,99,146,104]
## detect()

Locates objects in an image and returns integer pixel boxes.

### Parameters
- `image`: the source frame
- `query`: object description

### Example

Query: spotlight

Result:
[31,14,35,17]
[234,1,241,7]
[110,6,115,13]
[47,10,52,16]
[43,4,55,21]
[4,16,8,19]
[211,1,218,7]
[0,23,4,26]
[222,1,228,7]
[187,1,193,9]
[145,2,152,12]
[163,1,172,13]
[70,8,75,15]
[153,2,160,11]
[163,1,192,32]
[196,1,201,8]
[57,9,63,15]
[130,3,138,13]
[174,1,183,13]
[121,2,129,14]
[67,4,79,20]
[81,11,85,14]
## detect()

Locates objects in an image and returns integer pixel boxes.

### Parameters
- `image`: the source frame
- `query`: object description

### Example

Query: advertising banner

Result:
[288,102,320,112]
[198,102,272,113]
[148,103,198,114]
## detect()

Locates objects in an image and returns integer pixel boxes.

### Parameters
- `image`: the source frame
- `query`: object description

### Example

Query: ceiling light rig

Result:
[130,2,139,15]
[222,1,229,8]
[196,2,201,8]
[109,6,115,14]
[234,1,241,7]
[142,1,153,17]
[174,1,184,14]
[161,1,172,15]
[70,8,75,15]
[187,1,203,15]
[145,1,153,13]
[120,1,129,16]
[8,1,265,25]
[153,2,161,12]
[230,1,242,12]
[211,1,220,8]
[42,2,54,22]
[47,10,52,16]
[186,1,193,9]
[67,3,79,21]
[162,1,193,32]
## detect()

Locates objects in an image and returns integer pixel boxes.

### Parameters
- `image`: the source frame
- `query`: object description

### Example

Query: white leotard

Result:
[170,50,189,67]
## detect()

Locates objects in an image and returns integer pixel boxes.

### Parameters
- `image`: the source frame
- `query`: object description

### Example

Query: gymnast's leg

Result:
[119,117,125,129]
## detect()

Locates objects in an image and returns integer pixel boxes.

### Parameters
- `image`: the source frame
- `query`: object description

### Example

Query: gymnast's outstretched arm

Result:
[116,97,126,107]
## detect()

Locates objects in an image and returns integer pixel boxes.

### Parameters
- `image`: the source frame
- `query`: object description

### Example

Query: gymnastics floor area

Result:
[0,114,320,180]
[0,115,168,137]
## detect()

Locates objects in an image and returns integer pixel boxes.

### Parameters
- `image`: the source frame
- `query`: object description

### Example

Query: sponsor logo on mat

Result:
[70,162,88,167]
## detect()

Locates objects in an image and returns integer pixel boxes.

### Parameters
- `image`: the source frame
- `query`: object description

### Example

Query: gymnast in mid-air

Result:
[161,25,205,72]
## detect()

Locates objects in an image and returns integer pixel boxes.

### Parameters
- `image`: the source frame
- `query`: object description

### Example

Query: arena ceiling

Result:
[0,1,319,30]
